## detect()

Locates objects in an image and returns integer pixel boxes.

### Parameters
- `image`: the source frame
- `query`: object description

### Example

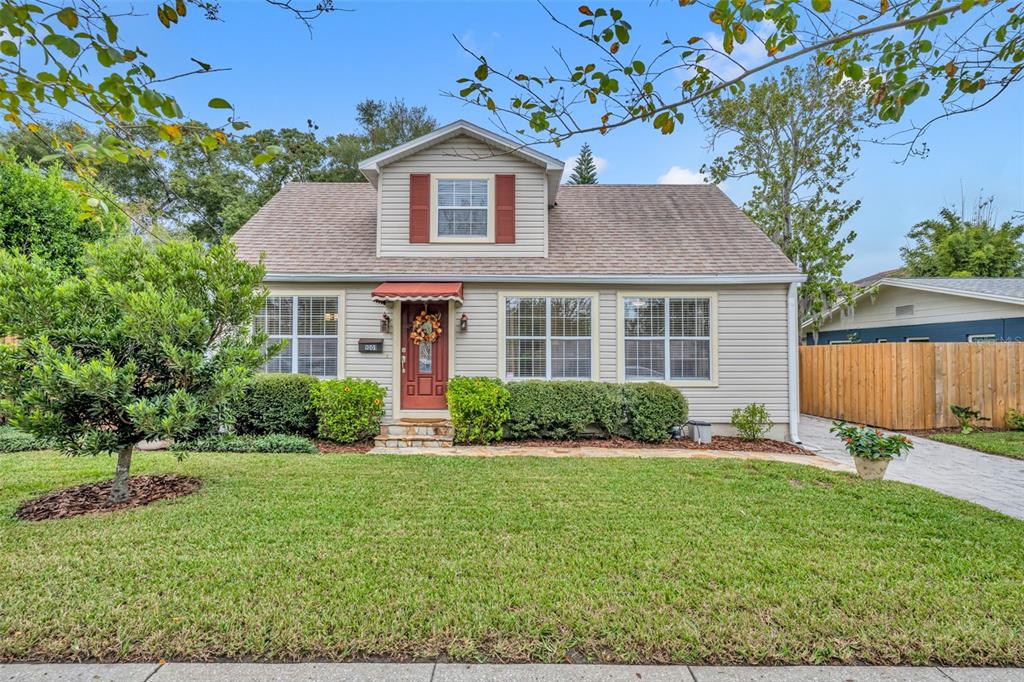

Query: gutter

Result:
[264,272,808,285]
[787,281,802,443]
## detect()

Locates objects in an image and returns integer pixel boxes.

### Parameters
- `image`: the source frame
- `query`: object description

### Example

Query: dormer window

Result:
[437,179,489,237]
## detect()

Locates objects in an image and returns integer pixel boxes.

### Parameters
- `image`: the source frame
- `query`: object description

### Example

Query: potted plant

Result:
[829,421,913,480]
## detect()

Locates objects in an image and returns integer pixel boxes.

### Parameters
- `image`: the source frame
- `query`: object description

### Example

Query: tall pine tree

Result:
[568,143,599,184]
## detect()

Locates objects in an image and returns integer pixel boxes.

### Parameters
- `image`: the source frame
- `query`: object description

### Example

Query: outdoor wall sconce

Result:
[380,313,391,334]
[459,313,469,331]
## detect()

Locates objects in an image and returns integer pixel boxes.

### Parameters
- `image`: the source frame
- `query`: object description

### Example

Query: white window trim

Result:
[497,291,600,382]
[875,338,889,343]
[615,291,719,388]
[829,340,853,345]
[968,333,997,342]
[905,336,930,342]
[429,173,495,244]
[259,287,345,379]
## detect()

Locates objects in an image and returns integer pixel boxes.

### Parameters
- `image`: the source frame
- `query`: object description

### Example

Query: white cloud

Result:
[657,166,708,185]
[562,153,609,182]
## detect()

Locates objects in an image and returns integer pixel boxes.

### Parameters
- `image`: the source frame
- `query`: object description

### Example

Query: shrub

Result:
[171,433,317,454]
[622,382,689,443]
[1006,408,1024,431]
[950,404,989,434]
[447,376,510,444]
[505,381,627,440]
[311,378,386,444]
[0,425,50,452]
[731,403,773,441]
[232,374,318,436]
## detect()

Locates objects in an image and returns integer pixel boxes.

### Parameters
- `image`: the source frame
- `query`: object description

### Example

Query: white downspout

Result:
[787,282,802,443]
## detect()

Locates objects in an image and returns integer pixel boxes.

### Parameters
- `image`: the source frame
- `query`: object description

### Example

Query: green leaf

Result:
[845,63,864,80]
[253,152,274,166]
[474,63,489,80]
[208,97,232,109]
[812,0,831,11]
[56,8,78,29]
[103,14,118,42]
[0,40,17,57]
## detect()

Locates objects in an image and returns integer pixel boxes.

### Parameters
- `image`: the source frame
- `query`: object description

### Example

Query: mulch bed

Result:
[14,474,202,522]
[501,436,810,455]
[316,440,374,454]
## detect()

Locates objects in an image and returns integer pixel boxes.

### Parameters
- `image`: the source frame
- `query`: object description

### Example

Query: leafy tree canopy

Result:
[568,142,600,184]
[1,99,437,241]
[0,236,270,503]
[0,150,126,271]
[700,65,865,330]
[0,0,338,173]
[900,198,1024,276]
[453,0,1022,150]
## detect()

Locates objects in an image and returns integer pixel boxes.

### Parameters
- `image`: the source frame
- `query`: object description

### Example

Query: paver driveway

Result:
[800,415,1024,519]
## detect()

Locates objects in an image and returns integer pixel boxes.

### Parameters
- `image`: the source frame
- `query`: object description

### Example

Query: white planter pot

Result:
[853,456,891,481]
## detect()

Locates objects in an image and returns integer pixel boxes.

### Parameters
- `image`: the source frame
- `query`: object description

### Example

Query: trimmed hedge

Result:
[447,376,510,444]
[448,379,689,444]
[505,381,627,440]
[622,382,689,443]
[231,374,318,436]
[311,378,386,444]
[0,425,50,452]
[171,433,318,454]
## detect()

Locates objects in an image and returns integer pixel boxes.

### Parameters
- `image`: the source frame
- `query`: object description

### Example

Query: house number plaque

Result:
[358,338,384,354]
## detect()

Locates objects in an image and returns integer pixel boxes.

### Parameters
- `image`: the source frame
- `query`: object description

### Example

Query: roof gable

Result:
[357,120,565,202]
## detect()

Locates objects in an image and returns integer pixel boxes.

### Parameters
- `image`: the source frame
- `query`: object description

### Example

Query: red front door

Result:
[401,302,449,410]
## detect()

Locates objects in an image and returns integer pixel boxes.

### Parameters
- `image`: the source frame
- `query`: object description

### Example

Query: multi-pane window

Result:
[256,295,339,378]
[437,178,489,237]
[624,297,712,381]
[505,296,592,380]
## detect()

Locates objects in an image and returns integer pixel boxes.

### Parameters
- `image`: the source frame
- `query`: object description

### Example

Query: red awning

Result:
[371,282,464,304]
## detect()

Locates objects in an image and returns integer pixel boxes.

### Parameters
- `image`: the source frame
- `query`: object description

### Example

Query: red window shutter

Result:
[409,173,430,243]
[495,174,516,244]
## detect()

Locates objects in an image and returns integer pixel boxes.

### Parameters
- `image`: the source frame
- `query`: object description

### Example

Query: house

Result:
[232,120,806,442]
[806,276,1024,344]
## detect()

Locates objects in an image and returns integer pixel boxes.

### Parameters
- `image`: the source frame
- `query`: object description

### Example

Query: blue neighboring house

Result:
[805,275,1024,345]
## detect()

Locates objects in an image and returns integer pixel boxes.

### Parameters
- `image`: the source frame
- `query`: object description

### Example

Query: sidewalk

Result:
[2,663,1022,681]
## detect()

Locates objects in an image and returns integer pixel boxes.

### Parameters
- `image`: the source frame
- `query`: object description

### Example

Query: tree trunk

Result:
[108,445,134,505]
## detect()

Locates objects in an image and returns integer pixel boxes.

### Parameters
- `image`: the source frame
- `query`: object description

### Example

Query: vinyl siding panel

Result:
[378,134,547,258]
[819,286,1024,331]
[266,281,793,436]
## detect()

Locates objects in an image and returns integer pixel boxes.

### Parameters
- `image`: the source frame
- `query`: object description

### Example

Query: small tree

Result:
[901,198,1024,277]
[568,143,600,184]
[0,151,125,271]
[0,236,269,503]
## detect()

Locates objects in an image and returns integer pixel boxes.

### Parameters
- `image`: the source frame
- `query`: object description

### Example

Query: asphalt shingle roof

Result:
[893,277,1024,301]
[232,182,801,277]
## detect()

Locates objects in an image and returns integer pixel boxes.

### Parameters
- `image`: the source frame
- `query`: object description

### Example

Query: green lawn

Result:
[930,430,1024,461]
[1,451,1023,665]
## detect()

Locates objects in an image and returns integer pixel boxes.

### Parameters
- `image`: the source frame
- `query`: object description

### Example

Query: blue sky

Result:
[110,0,1023,280]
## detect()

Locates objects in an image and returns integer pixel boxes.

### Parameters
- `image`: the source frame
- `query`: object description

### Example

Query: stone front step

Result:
[381,418,454,438]
[374,419,454,451]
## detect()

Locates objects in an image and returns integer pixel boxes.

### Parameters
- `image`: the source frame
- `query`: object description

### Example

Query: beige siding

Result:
[820,286,1024,332]
[377,134,548,258]
[343,286,394,415]
[266,281,793,436]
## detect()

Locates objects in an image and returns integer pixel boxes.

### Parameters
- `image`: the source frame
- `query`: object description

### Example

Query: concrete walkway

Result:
[2,663,1022,681]
[800,415,1024,519]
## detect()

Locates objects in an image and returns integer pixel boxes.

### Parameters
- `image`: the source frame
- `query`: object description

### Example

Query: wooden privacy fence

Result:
[800,342,1024,430]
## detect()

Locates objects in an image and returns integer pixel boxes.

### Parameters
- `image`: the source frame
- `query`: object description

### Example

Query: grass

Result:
[1,451,1023,665]
[930,430,1024,461]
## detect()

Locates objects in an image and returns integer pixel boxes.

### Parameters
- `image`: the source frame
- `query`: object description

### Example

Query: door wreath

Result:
[410,309,443,345]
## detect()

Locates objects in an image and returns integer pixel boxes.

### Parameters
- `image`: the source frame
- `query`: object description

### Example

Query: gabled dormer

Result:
[358,120,564,258]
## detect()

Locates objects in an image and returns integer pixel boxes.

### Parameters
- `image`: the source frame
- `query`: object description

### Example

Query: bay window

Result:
[504,296,593,380]
[256,295,340,378]
[623,296,713,381]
